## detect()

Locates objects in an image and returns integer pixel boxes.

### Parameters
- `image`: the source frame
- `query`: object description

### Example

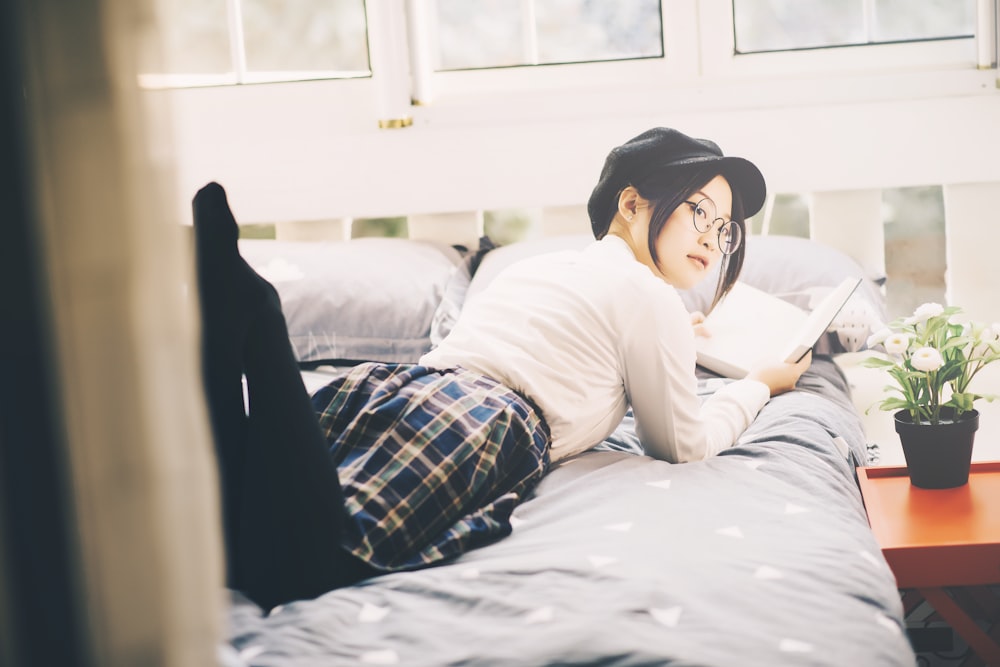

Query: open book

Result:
[694,277,862,379]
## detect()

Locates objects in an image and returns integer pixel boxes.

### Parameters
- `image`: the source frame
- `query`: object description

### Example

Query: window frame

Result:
[141,0,994,101]
[698,0,980,79]
[419,0,991,112]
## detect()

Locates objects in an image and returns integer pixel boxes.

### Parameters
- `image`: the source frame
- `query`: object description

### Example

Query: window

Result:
[142,0,369,86]
[733,0,976,54]
[434,0,663,70]
[882,186,947,317]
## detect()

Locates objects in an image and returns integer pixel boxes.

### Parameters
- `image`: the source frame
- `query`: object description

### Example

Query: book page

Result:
[694,283,807,379]
[778,277,863,364]
[694,277,862,379]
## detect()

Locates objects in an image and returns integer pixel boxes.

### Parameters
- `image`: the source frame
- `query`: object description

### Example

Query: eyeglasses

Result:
[684,198,742,256]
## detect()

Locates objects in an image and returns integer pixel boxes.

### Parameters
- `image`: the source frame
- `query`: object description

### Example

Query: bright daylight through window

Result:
[433,0,663,69]
[733,0,976,53]
[143,0,979,85]
[143,0,369,85]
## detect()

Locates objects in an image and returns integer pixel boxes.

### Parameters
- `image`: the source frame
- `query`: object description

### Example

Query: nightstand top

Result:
[858,462,1000,588]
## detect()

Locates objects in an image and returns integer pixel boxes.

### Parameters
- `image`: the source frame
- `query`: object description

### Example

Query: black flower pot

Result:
[894,408,979,489]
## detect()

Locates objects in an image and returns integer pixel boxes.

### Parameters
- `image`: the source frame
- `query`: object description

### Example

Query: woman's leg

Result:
[194,182,375,610]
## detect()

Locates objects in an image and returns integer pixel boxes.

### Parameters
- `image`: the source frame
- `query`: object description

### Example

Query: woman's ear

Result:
[617,186,640,222]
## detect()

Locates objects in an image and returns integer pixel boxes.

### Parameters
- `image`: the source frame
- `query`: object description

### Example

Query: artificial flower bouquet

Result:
[863,302,1000,425]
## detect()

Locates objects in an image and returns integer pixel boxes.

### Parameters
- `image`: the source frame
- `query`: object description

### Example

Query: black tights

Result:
[193,182,376,611]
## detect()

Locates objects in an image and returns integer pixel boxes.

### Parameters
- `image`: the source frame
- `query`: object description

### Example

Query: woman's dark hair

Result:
[628,163,747,311]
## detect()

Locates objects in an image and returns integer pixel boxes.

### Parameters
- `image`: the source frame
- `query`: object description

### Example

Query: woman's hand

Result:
[746,351,812,397]
[689,311,711,338]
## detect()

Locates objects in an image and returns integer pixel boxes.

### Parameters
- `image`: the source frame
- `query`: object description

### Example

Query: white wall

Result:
[154,66,1000,226]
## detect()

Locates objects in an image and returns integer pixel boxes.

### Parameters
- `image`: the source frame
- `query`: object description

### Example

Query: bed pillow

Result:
[465,234,594,303]
[239,238,464,364]
[430,237,497,347]
[676,234,888,353]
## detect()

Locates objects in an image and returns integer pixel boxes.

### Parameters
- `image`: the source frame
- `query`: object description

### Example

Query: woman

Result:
[195,127,809,611]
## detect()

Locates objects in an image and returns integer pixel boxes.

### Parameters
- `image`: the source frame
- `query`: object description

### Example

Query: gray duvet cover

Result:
[223,358,915,666]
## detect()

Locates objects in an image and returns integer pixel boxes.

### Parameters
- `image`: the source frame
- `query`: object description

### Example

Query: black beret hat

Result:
[586,127,766,237]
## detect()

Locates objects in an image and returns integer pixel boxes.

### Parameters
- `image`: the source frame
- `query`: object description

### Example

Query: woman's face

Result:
[633,174,734,290]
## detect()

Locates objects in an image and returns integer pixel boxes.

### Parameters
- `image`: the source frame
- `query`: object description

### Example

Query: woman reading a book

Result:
[195,127,811,610]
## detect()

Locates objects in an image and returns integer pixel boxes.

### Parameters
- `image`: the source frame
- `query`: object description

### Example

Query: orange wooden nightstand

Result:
[858,462,1000,665]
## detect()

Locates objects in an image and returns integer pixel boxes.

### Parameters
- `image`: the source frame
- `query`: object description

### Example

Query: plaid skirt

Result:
[310,363,551,571]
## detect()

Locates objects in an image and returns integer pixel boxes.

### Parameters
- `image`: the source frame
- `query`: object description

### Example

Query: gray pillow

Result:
[465,234,593,302]
[429,237,496,347]
[239,238,464,364]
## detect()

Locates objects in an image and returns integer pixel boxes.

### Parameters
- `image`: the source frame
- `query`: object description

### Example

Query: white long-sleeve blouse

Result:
[419,235,770,463]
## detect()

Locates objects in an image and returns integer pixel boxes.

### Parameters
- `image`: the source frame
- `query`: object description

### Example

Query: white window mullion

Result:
[976,0,998,68]
[368,0,414,127]
[406,0,435,104]
[996,0,1000,68]
[521,0,539,65]
[226,0,248,83]
[696,0,737,75]
[862,0,875,43]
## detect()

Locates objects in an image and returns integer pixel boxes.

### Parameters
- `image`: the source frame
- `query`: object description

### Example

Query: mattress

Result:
[222,358,914,666]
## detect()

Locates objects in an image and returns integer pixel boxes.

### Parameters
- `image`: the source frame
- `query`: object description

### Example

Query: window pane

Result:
[435,1,524,69]
[351,217,408,239]
[872,0,975,42]
[242,0,369,73]
[534,0,662,63]
[148,0,231,74]
[882,186,946,318]
[751,193,809,237]
[734,0,975,54]
[435,0,662,70]
[484,209,534,245]
[733,0,864,52]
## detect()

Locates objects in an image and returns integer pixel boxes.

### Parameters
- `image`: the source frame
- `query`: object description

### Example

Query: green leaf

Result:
[939,340,967,356]
[877,397,911,411]
[939,365,964,383]
[947,393,975,412]
[862,357,898,369]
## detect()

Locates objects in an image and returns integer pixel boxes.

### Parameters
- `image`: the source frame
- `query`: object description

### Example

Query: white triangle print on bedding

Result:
[587,555,619,569]
[778,639,814,653]
[784,502,809,515]
[360,649,400,665]
[875,611,903,636]
[238,646,264,662]
[649,606,683,627]
[753,565,784,580]
[524,606,554,624]
[603,521,633,532]
[715,525,744,538]
[859,550,885,569]
[358,603,391,623]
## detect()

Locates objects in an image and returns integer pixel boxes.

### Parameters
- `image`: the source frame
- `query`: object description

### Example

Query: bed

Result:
[219,231,916,666]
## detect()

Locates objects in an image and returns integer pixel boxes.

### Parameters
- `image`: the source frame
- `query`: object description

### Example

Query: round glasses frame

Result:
[685,198,742,256]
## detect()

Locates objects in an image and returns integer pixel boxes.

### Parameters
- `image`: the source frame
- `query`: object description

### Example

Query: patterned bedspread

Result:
[222,358,915,666]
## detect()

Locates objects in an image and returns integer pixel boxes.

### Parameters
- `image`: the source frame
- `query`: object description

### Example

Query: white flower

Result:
[910,347,943,372]
[975,324,1000,356]
[866,327,892,349]
[883,333,911,355]
[905,302,944,325]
